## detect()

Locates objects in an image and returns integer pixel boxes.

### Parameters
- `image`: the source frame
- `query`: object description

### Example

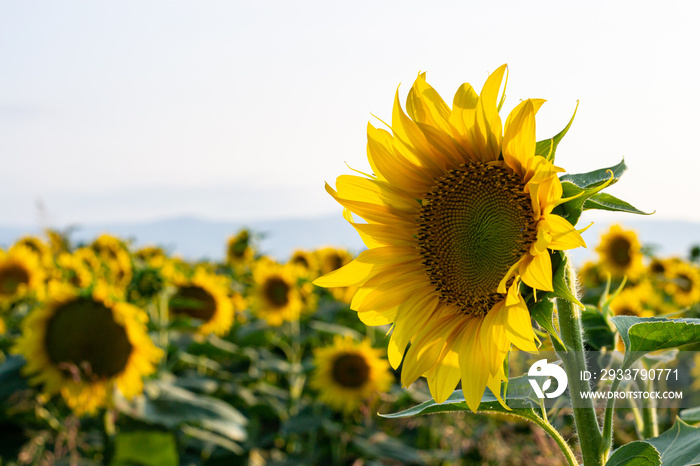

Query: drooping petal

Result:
[458,318,490,412]
[520,252,554,292]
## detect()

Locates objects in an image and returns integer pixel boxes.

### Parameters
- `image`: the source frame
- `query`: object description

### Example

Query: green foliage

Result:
[644,419,700,465]
[111,431,178,466]
[555,159,651,225]
[611,316,700,367]
[116,380,247,444]
[606,441,660,466]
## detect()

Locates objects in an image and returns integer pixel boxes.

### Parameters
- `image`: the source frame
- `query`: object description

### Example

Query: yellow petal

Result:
[543,214,588,250]
[520,252,554,292]
[458,319,489,412]
[502,99,545,176]
[427,347,461,403]
[401,312,461,386]
[406,72,452,134]
[471,64,506,162]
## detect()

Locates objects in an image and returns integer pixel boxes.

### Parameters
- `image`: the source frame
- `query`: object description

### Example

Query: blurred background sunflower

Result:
[310,336,392,413]
[13,283,162,415]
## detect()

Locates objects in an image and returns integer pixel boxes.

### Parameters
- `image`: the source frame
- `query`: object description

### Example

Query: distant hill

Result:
[1,216,698,265]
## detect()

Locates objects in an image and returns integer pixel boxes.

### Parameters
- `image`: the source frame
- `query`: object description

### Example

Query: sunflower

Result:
[168,268,234,336]
[134,245,168,269]
[595,225,645,281]
[0,246,45,306]
[13,283,162,415]
[91,235,133,290]
[664,261,700,308]
[288,249,318,276]
[14,236,53,268]
[611,286,655,318]
[55,252,94,289]
[250,259,304,326]
[310,336,393,413]
[226,229,255,268]
[314,66,589,411]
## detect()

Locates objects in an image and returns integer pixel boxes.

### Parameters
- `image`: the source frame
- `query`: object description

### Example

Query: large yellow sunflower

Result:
[310,336,393,413]
[250,259,304,326]
[0,246,46,306]
[13,283,162,415]
[314,65,588,411]
[168,268,234,336]
[595,224,645,280]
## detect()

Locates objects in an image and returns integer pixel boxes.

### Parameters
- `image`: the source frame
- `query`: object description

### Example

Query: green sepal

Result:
[555,159,628,226]
[560,158,628,188]
[583,192,653,216]
[531,297,565,348]
[610,316,700,368]
[605,441,660,466]
[551,251,584,309]
[535,102,578,163]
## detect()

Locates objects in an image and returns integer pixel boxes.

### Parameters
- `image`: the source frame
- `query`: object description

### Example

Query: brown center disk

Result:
[45,297,133,379]
[0,264,30,296]
[418,163,537,315]
[263,276,291,308]
[332,353,370,388]
[609,237,632,267]
[169,285,218,322]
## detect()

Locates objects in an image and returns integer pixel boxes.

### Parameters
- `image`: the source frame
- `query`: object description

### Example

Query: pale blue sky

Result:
[1,1,699,228]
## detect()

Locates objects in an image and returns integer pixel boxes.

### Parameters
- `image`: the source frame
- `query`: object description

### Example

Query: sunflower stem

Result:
[640,378,659,439]
[601,369,625,456]
[527,412,578,466]
[554,254,605,465]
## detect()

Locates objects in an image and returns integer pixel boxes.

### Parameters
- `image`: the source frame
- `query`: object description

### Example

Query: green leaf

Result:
[645,418,700,465]
[606,441,660,466]
[111,431,178,466]
[581,310,615,350]
[583,192,653,216]
[611,317,700,367]
[0,356,27,402]
[680,407,700,423]
[116,380,247,442]
[380,374,542,419]
[535,102,578,163]
[560,158,628,189]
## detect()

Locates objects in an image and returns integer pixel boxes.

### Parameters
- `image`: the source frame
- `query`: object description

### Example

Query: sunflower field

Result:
[0,223,698,465]
[2,67,700,466]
